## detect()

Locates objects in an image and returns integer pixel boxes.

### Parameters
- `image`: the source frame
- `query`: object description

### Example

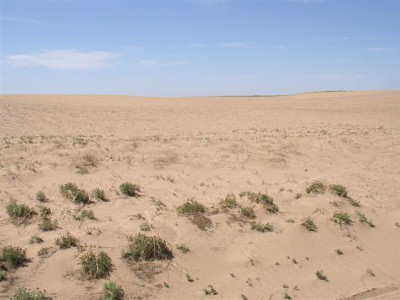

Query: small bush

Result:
[29,234,44,244]
[74,209,96,221]
[177,199,206,215]
[0,246,28,269]
[332,212,353,226]
[119,182,141,197]
[79,250,112,279]
[38,217,58,231]
[240,206,256,219]
[38,247,50,257]
[301,217,317,232]
[37,205,51,217]
[92,188,107,201]
[55,232,79,249]
[306,181,326,194]
[219,193,238,209]
[36,191,47,202]
[122,234,173,262]
[329,184,348,197]
[203,285,217,296]
[336,249,343,255]
[6,200,35,221]
[59,182,90,204]
[102,281,124,300]
[176,244,190,253]
[356,212,375,228]
[316,270,328,281]
[12,288,47,300]
[250,221,273,232]
[0,270,6,282]
[140,222,152,232]
[346,197,361,207]
[295,193,303,199]
[243,192,279,213]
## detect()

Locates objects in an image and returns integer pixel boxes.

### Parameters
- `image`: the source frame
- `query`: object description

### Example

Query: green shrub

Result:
[0,270,6,282]
[74,209,95,221]
[12,288,47,300]
[176,244,190,253]
[122,234,173,262]
[346,197,361,207]
[6,200,35,221]
[55,232,79,249]
[36,191,47,202]
[240,206,256,219]
[332,212,353,225]
[356,212,375,228]
[79,250,112,279]
[242,192,279,213]
[59,182,90,204]
[219,193,238,209]
[102,281,124,300]
[37,205,51,217]
[329,184,348,197]
[38,247,50,257]
[119,182,141,197]
[316,270,328,281]
[301,217,317,232]
[29,234,44,244]
[0,246,28,269]
[250,221,273,232]
[177,199,206,215]
[38,217,58,231]
[306,181,326,194]
[92,188,107,201]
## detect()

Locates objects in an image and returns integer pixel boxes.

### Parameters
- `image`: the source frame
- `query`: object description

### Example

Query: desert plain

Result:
[0,91,400,299]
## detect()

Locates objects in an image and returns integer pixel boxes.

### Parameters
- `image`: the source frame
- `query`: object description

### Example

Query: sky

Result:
[0,0,399,97]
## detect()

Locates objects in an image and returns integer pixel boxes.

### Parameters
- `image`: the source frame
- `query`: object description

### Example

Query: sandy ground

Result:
[0,91,399,300]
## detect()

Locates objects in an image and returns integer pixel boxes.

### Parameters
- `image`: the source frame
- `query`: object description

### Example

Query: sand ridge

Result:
[0,91,400,299]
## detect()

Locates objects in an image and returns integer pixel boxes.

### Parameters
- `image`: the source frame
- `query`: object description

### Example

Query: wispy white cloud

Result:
[0,14,65,26]
[6,50,119,70]
[366,47,399,52]
[135,59,189,69]
[188,42,285,50]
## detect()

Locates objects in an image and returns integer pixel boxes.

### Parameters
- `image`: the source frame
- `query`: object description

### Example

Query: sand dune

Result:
[1,91,399,299]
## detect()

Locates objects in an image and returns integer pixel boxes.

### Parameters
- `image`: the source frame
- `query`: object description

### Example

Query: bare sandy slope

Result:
[0,91,399,300]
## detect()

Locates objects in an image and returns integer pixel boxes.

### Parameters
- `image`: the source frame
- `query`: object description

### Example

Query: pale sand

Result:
[0,91,399,299]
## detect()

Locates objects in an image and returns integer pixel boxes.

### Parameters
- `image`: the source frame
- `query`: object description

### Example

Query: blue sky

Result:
[1,0,399,96]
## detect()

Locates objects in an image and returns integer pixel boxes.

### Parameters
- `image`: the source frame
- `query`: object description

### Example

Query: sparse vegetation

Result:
[74,209,96,221]
[79,250,113,279]
[203,285,217,296]
[242,192,279,213]
[0,246,28,269]
[283,292,293,300]
[119,182,141,197]
[36,191,47,203]
[122,234,173,262]
[306,181,326,194]
[240,206,256,219]
[92,188,107,201]
[38,247,50,257]
[346,197,361,207]
[396,222,400,228]
[177,199,206,215]
[60,182,90,204]
[295,193,303,199]
[176,244,190,253]
[335,249,343,255]
[329,184,348,197]
[250,221,273,232]
[55,232,79,249]
[29,234,44,244]
[332,211,353,225]
[219,193,238,209]
[140,222,152,232]
[6,200,35,222]
[12,288,48,300]
[102,281,124,300]
[367,269,376,277]
[357,211,375,228]
[37,205,51,217]
[0,270,6,282]
[38,217,58,231]
[316,270,328,281]
[301,217,317,232]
